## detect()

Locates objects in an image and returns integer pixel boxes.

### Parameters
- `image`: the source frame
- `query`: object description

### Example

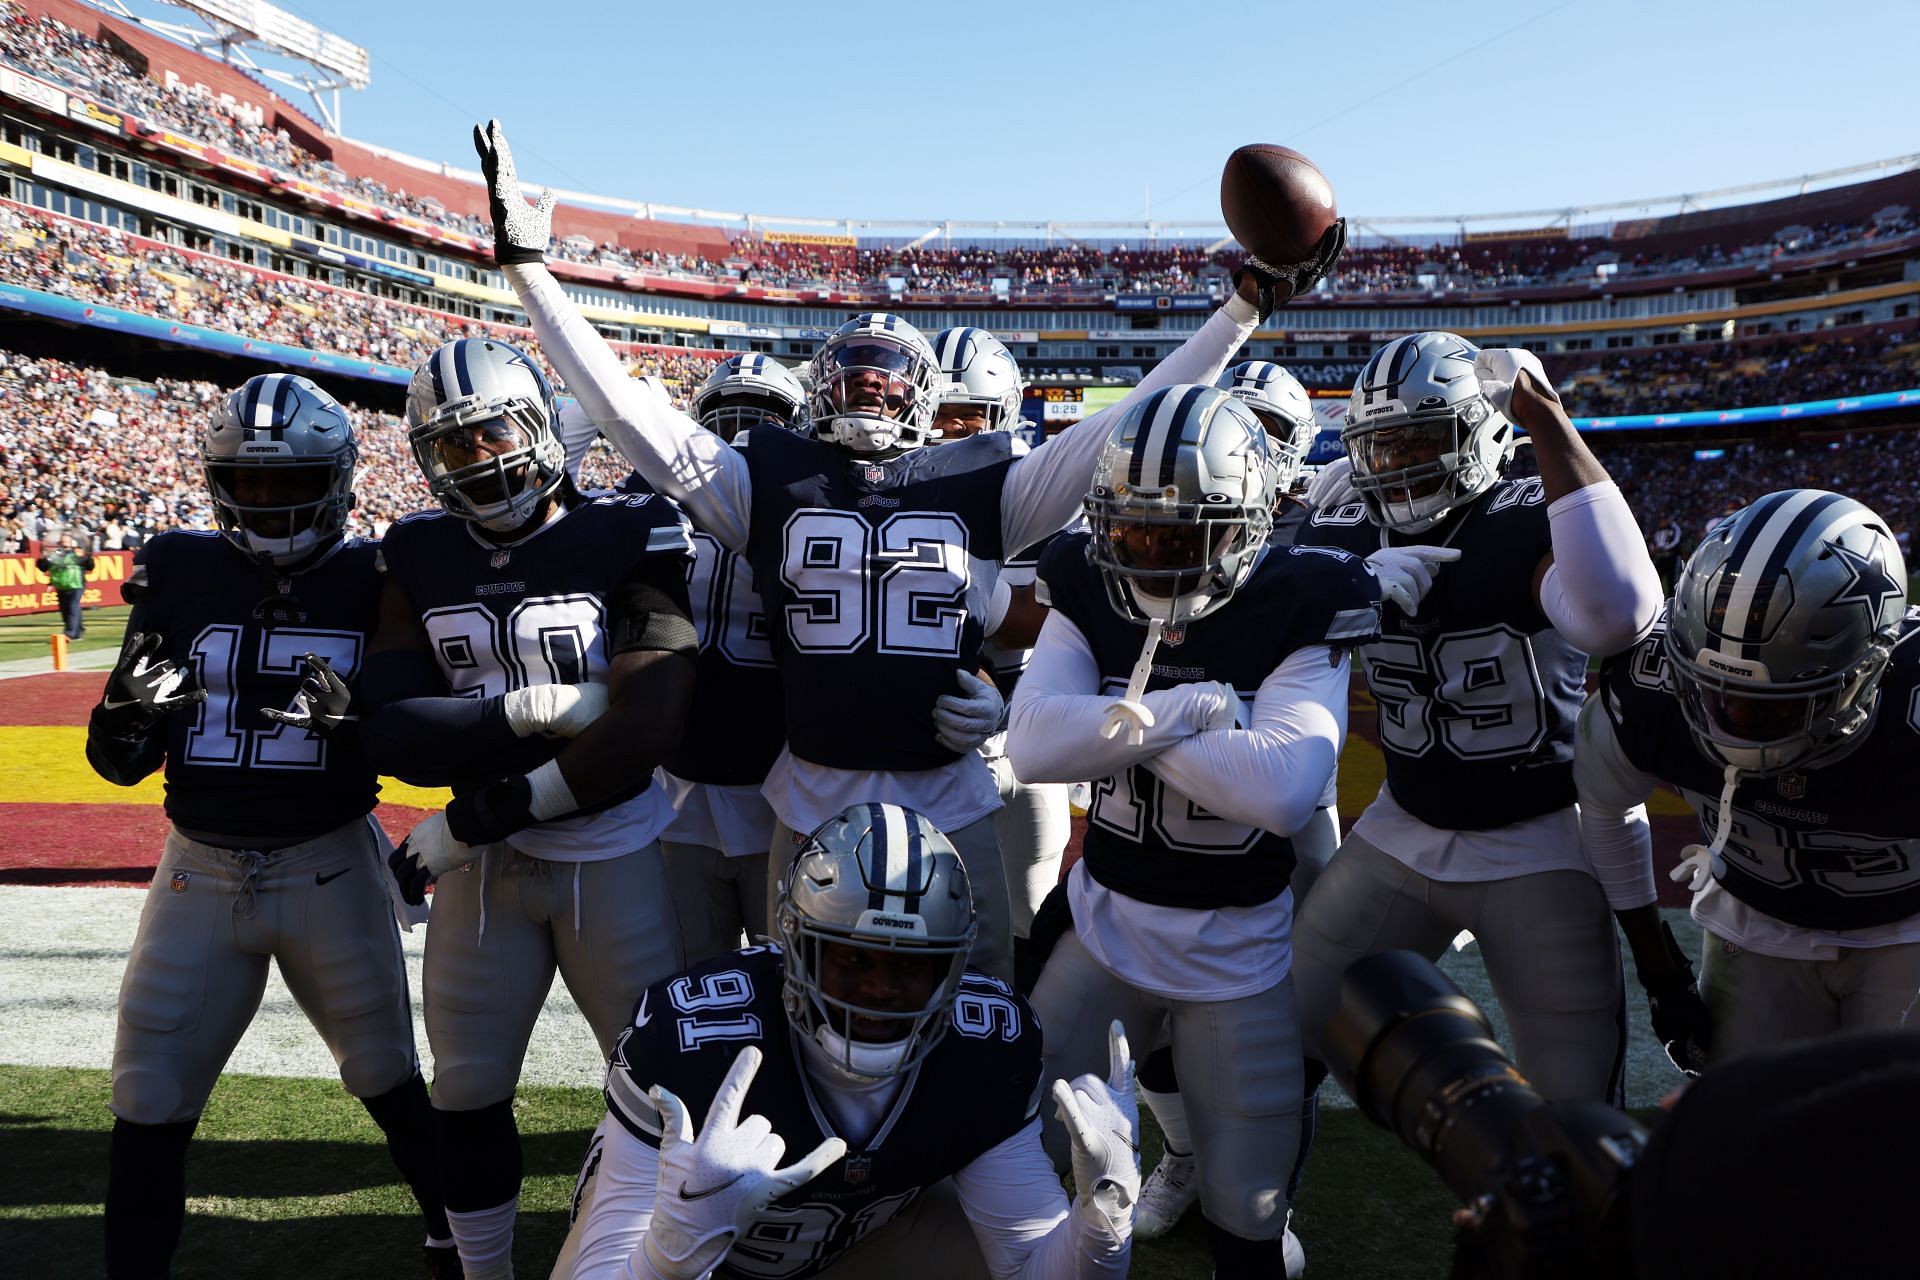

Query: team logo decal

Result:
[1161,623,1187,647]
[169,871,191,893]
[1777,772,1807,800]
[863,464,886,483]
[490,549,512,570]
[844,1154,872,1184]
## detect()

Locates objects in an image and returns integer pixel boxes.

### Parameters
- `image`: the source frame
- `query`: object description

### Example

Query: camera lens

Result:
[1324,951,1547,1198]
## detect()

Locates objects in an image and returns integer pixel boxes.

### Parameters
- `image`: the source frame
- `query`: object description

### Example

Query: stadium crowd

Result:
[1558,330,1920,417]
[2,1,1915,303]
[7,345,1915,590]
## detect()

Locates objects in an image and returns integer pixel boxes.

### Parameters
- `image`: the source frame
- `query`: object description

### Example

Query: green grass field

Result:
[0,604,131,664]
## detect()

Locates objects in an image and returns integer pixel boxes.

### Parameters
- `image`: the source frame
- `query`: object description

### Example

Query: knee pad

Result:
[429,1060,518,1114]
[109,1067,194,1128]
[338,1046,418,1101]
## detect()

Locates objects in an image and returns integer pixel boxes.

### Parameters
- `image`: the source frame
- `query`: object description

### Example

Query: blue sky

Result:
[180,0,1920,229]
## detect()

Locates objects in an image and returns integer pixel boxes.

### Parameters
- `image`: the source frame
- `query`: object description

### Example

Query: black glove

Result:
[261,653,353,737]
[1233,217,1348,319]
[1640,920,1713,1076]
[472,118,555,267]
[99,632,206,728]
[446,774,538,846]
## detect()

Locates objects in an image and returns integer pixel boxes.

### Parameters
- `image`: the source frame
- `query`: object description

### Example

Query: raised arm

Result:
[1478,350,1663,657]
[999,289,1260,554]
[475,120,751,550]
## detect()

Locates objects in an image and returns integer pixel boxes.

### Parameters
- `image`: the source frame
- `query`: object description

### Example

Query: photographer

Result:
[35,532,94,640]
[1326,950,1917,1279]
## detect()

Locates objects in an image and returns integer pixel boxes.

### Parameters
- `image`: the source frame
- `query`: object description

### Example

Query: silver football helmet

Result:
[1221,360,1315,491]
[1085,383,1280,625]
[406,338,565,532]
[807,313,943,454]
[1343,332,1516,533]
[202,372,357,567]
[692,353,807,442]
[777,802,976,1080]
[931,326,1023,441]
[1665,489,1908,775]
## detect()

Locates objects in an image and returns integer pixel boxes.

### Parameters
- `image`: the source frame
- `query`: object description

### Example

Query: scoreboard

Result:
[1021,386,1083,441]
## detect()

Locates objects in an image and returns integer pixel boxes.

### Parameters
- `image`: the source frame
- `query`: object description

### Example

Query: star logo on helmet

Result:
[1821,539,1902,624]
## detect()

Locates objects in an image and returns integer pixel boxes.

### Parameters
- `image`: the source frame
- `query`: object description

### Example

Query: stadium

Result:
[1,0,1917,1277]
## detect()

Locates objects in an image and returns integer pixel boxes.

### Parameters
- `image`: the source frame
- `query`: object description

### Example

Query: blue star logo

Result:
[1821,539,1903,623]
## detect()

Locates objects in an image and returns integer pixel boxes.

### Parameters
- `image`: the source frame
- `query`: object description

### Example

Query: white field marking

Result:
[0,885,605,1088]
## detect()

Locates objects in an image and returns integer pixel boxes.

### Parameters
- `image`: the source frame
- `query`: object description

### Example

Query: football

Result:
[1220,143,1339,265]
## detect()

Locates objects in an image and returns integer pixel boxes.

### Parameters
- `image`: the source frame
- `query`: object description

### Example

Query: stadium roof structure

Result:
[87,0,368,132]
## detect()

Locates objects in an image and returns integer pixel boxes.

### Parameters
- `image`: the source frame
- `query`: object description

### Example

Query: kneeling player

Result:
[1009,385,1382,1279]
[553,803,1139,1280]
[1577,490,1920,1069]
[367,338,697,1279]
[87,374,453,1277]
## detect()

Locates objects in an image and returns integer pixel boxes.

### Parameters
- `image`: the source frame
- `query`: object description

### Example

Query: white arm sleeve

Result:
[504,262,752,551]
[1143,647,1350,837]
[998,294,1259,554]
[1006,611,1215,784]
[951,1117,1127,1280]
[1537,481,1663,658]
[1573,693,1662,911]
[558,1111,670,1280]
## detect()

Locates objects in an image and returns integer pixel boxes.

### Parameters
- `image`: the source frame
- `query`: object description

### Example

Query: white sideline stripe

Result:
[0,885,604,1087]
[0,648,119,680]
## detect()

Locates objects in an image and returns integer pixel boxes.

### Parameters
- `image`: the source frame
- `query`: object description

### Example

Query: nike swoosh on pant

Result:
[315,868,353,886]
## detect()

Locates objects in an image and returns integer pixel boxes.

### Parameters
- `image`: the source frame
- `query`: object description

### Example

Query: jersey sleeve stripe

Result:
[1326,606,1382,641]
[604,1064,664,1147]
[645,524,694,554]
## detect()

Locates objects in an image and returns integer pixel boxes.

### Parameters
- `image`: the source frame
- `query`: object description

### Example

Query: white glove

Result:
[1365,545,1463,615]
[387,812,477,906]
[1306,460,1360,512]
[1052,1020,1140,1246]
[1192,681,1243,732]
[933,669,1005,754]
[643,1047,848,1280]
[501,682,609,738]
[1473,347,1554,418]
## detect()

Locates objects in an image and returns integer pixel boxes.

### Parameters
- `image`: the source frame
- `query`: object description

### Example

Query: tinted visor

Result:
[1356,417,1453,500]
[1097,512,1241,598]
[822,342,918,376]
[429,415,530,505]
[207,462,336,537]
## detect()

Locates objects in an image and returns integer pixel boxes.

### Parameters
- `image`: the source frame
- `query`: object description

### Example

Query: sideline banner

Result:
[0,551,135,617]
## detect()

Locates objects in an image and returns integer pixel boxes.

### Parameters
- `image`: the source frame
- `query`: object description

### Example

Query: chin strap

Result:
[1099,618,1165,746]
[1672,763,1741,893]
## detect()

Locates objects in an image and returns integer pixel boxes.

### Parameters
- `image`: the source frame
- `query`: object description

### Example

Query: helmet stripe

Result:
[865,801,890,912]
[1156,384,1212,488]
[902,815,923,914]
[1716,490,1838,653]
[269,373,296,429]
[451,339,476,397]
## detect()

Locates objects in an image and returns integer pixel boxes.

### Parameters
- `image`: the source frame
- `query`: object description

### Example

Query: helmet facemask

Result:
[810,338,939,454]
[205,456,352,568]
[411,395,564,533]
[1343,398,1506,533]
[777,911,972,1080]
[1086,488,1273,626]
[1664,628,1893,775]
[697,394,797,443]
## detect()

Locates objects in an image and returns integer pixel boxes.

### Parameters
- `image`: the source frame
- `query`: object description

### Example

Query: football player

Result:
[472,120,1332,983]
[363,337,697,1280]
[1576,491,1920,1069]
[84,373,455,1277]
[1128,357,1346,1240]
[1008,385,1384,1279]
[562,353,805,964]
[1288,335,1665,1107]
[928,326,1073,989]
[551,803,1139,1280]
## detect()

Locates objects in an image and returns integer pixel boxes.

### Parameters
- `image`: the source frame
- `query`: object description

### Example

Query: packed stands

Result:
[1559,330,1920,418]
[2,0,1915,304]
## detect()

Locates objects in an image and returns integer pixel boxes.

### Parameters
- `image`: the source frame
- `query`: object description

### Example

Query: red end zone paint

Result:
[0,802,436,886]
[0,673,107,725]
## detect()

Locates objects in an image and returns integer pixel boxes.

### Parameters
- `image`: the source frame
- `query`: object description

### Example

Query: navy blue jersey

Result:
[614,474,784,787]
[1038,533,1382,909]
[741,427,1014,772]
[1297,477,1588,830]
[381,493,693,785]
[1600,613,1920,932]
[605,946,1042,1280]
[118,531,381,838]
[1270,496,1311,549]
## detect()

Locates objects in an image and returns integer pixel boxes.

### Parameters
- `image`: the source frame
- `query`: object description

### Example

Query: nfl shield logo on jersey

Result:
[863,464,886,483]
[1778,773,1807,799]
[1162,622,1187,647]
[169,871,191,893]
[844,1154,872,1184]
[490,549,511,570]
